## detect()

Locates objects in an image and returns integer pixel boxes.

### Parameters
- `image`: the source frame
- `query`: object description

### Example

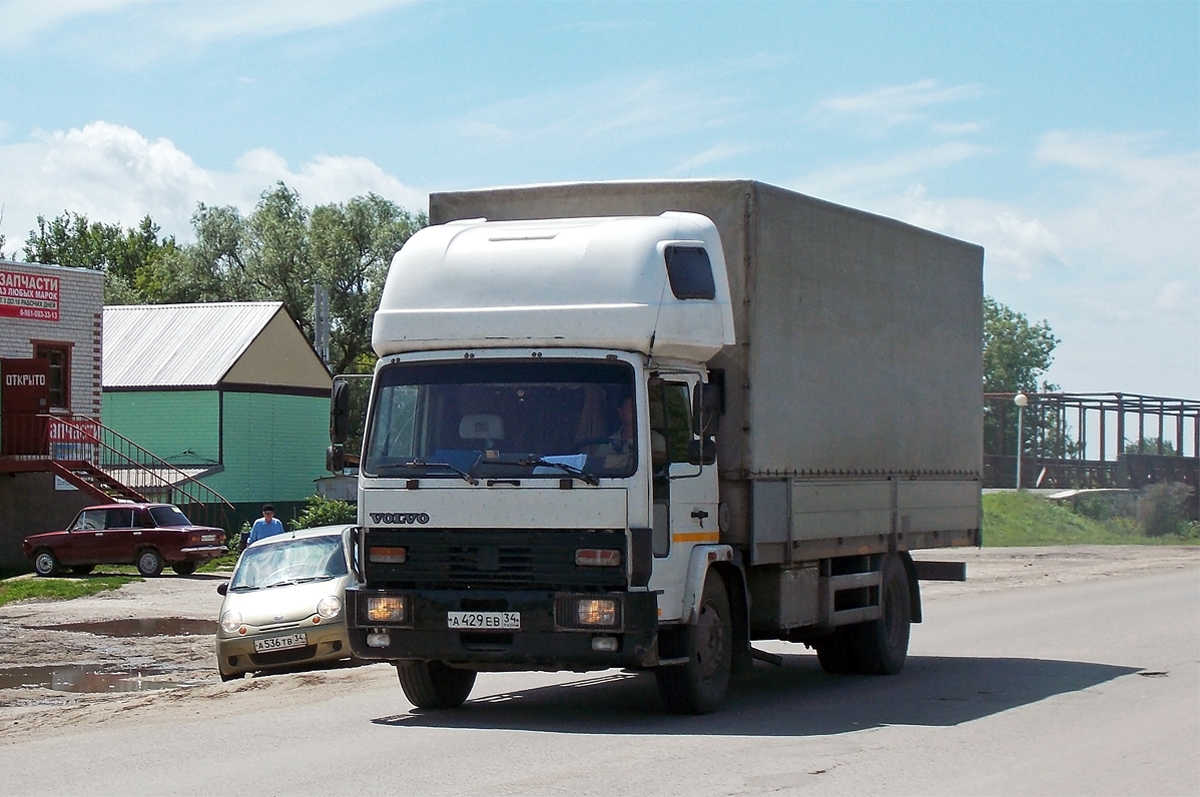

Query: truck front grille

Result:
[365,528,626,591]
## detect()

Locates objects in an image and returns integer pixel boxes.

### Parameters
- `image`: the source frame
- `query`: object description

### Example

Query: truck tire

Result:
[397,660,476,709]
[655,570,732,714]
[814,628,857,675]
[847,554,911,675]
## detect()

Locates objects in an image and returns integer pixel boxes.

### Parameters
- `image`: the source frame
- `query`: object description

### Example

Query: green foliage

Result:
[983,296,1059,393]
[982,296,1067,459]
[1124,438,1180,456]
[0,575,139,607]
[982,490,1199,546]
[289,494,357,530]
[23,212,177,304]
[1136,483,1191,537]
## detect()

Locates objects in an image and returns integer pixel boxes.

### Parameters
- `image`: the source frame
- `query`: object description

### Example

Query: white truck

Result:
[331,180,983,714]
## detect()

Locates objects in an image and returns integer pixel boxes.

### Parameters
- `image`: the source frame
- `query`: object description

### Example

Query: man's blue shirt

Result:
[247,517,286,545]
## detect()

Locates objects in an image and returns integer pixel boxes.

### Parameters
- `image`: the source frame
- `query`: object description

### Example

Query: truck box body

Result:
[429,180,984,561]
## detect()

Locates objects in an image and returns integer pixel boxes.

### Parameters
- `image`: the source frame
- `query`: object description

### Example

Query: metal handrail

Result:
[37,414,234,528]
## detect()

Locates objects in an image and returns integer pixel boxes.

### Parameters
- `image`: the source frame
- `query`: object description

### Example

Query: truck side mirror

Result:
[687,438,717,466]
[330,379,350,444]
[326,444,345,474]
[692,382,721,438]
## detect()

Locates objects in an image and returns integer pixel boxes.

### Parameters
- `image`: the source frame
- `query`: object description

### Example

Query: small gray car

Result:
[216,525,356,681]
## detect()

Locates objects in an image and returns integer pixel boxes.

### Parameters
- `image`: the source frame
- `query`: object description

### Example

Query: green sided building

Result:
[102,302,332,526]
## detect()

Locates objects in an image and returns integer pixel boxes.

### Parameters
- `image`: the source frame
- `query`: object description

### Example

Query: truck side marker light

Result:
[575,548,621,567]
[370,546,407,564]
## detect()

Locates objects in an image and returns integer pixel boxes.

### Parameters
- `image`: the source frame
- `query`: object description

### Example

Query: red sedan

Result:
[23,503,227,577]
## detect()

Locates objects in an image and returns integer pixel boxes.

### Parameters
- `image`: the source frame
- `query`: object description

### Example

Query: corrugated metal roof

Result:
[103,302,284,388]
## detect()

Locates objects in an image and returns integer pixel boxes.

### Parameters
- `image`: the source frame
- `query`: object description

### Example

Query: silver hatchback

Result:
[216,525,356,681]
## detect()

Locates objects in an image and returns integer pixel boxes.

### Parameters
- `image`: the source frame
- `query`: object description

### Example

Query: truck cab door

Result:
[646,376,719,622]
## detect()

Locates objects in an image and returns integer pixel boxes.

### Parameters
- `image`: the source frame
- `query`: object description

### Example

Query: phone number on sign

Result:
[11,307,60,320]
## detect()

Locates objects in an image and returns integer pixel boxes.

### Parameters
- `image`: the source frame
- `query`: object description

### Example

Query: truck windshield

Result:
[363,360,637,480]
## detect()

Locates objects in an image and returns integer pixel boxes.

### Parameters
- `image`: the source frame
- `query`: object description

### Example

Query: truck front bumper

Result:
[345,587,659,670]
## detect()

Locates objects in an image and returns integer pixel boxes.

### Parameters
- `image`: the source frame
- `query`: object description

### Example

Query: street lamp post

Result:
[1014,392,1029,489]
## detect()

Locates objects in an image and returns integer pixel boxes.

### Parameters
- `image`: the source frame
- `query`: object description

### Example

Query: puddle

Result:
[40,618,217,637]
[0,664,199,693]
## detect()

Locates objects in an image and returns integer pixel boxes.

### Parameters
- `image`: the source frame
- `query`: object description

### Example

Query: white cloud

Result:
[810,79,985,135]
[0,121,424,248]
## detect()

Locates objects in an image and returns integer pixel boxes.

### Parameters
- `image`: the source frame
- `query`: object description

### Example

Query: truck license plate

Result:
[447,611,520,630]
[253,633,308,653]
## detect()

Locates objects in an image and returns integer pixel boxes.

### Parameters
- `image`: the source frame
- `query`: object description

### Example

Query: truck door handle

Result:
[691,509,709,526]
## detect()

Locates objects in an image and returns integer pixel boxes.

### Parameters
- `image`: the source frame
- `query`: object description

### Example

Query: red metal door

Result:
[1,358,51,455]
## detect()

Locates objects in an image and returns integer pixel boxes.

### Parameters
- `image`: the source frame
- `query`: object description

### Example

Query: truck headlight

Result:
[576,598,617,626]
[366,594,406,623]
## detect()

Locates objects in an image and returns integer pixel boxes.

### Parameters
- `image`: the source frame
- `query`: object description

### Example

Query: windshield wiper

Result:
[518,457,600,486]
[378,459,479,485]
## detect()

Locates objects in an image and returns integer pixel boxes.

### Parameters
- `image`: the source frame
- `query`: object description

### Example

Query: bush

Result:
[290,495,357,530]
[1136,483,1192,537]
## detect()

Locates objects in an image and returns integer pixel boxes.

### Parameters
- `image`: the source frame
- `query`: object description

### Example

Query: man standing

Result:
[247,504,286,546]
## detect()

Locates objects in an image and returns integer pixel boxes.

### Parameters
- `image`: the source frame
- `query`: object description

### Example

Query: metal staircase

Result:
[39,415,234,531]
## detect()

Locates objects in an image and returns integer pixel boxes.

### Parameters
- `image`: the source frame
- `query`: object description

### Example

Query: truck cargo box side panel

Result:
[896,479,981,535]
[747,183,983,476]
[791,480,892,542]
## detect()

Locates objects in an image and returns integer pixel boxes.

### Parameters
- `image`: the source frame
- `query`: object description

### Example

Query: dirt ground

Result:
[0,545,1197,743]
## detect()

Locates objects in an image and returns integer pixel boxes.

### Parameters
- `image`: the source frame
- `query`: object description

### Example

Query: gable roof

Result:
[103,302,328,389]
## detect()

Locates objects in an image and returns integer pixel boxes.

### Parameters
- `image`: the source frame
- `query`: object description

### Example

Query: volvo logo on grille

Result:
[370,512,430,525]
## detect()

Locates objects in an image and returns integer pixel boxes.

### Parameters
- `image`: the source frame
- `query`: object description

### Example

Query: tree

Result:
[982,297,1065,461]
[21,183,426,372]
[311,194,426,374]
[982,296,1059,394]
[22,211,177,304]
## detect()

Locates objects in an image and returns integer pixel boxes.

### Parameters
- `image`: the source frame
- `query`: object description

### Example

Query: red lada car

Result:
[24,503,227,577]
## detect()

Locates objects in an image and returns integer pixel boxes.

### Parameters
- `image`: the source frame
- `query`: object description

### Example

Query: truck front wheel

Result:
[655,570,732,714]
[397,660,477,709]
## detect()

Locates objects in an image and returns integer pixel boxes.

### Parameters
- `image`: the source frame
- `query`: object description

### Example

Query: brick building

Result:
[0,260,104,573]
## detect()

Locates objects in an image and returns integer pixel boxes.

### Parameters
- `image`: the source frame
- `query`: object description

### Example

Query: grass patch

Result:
[983,491,1200,547]
[0,575,141,608]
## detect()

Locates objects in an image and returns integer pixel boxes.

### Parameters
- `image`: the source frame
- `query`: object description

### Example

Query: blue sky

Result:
[0,0,1196,397]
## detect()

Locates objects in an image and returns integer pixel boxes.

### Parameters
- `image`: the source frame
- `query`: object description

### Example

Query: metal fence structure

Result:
[983,392,1200,519]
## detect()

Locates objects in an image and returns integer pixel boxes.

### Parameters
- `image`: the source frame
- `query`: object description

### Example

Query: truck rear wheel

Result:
[655,570,732,714]
[814,628,856,674]
[397,660,476,709]
[847,554,911,675]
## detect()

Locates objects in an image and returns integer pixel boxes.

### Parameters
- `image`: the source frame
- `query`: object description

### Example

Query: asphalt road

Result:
[2,567,1196,797]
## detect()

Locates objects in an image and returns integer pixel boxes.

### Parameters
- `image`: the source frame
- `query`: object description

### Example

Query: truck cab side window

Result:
[664,246,716,300]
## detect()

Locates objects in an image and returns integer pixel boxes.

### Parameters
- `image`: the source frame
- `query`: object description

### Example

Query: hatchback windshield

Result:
[363,360,637,480]
[230,536,348,591]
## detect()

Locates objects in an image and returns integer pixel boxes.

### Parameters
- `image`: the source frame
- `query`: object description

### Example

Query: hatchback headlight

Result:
[220,610,243,634]
[317,595,342,619]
